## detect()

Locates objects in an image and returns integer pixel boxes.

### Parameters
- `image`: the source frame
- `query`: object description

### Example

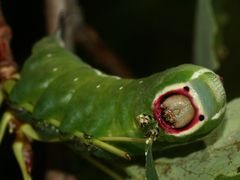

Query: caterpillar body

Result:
[1,34,226,179]
[9,35,226,157]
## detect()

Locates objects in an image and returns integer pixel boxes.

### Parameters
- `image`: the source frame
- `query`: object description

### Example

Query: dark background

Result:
[1,0,195,76]
[1,0,240,179]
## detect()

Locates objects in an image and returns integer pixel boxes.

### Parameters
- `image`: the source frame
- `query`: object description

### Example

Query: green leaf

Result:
[145,138,159,180]
[193,0,223,70]
[126,98,240,179]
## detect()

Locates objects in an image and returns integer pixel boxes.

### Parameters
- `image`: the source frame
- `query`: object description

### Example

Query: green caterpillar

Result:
[1,34,226,179]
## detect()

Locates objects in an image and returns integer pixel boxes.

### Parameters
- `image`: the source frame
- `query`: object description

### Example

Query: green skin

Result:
[9,35,226,157]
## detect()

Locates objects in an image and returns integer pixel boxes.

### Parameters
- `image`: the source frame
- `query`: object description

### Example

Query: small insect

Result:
[0,34,227,180]
[136,114,152,128]
[136,114,159,140]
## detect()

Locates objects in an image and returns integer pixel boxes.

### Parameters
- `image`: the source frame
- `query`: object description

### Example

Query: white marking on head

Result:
[119,86,123,90]
[96,84,101,88]
[190,69,212,80]
[212,106,226,120]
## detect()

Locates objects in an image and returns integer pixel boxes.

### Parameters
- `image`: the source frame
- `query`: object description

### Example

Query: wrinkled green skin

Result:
[9,35,226,156]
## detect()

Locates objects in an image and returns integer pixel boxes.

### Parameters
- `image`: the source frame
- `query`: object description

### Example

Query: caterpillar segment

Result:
[9,34,226,150]
[0,34,226,180]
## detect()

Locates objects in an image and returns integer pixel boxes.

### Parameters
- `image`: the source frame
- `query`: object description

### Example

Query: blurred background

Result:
[0,0,240,179]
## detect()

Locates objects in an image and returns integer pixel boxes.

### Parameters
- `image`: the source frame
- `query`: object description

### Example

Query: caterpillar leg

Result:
[74,132,131,160]
[0,111,33,180]
[0,111,12,143]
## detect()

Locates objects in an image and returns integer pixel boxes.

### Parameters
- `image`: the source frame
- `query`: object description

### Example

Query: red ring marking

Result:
[152,88,200,134]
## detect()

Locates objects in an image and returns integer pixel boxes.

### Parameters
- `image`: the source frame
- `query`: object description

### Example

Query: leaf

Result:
[145,138,159,180]
[126,98,240,179]
[193,0,224,70]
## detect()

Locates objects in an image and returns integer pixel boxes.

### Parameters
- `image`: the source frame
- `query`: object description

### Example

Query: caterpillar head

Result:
[151,65,226,142]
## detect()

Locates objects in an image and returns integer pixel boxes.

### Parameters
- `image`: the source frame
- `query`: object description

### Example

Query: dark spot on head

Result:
[199,115,205,121]
[183,86,190,92]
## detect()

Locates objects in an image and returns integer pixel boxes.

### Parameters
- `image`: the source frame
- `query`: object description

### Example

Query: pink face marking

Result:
[152,86,201,134]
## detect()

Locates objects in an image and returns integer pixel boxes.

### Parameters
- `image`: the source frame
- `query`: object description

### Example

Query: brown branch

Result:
[45,1,133,77]
[44,0,66,35]
[45,0,83,51]
[76,25,134,78]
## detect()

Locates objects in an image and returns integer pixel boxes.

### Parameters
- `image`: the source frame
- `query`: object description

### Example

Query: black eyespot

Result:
[199,115,205,121]
[183,86,190,92]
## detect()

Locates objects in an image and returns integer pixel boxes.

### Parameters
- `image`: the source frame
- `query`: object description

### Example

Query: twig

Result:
[45,0,83,51]
[45,0,133,77]
[76,25,134,78]
[44,0,66,35]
